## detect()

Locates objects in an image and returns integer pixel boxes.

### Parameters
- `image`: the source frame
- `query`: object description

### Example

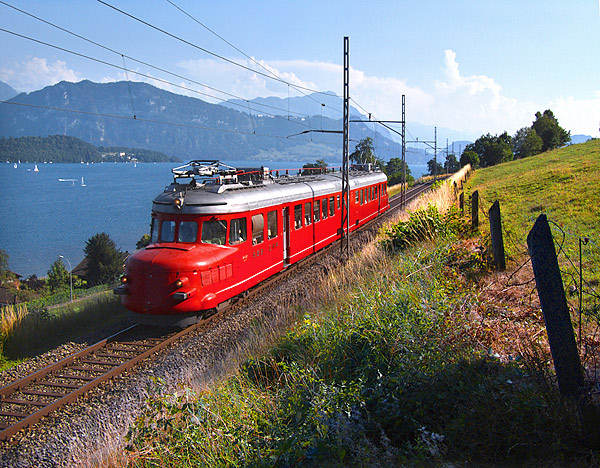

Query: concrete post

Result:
[489,200,506,270]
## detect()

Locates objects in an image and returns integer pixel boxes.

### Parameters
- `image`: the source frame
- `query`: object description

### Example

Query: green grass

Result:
[122,232,591,467]
[1,292,129,366]
[464,139,600,287]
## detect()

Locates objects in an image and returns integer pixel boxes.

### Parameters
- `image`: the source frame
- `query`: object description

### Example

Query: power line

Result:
[0,99,291,140]
[98,0,337,98]
[164,0,342,116]
[0,1,312,120]
[0,27,314,129]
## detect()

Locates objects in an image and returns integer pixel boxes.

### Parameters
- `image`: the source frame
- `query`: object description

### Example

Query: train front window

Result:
[150,218,158,244]
[178,221,197,243]
[229,217,247,245]
[160,220,176,242]
[201,219,227,245]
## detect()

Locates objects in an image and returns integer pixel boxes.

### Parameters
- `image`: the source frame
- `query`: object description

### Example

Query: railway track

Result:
[0,180,436,441]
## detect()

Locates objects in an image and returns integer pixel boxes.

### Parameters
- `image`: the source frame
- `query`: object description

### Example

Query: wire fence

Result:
[466,190,600,390]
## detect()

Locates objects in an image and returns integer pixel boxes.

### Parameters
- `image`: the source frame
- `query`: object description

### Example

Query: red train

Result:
[115,160,389,326]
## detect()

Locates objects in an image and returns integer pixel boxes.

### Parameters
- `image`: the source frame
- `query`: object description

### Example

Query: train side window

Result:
[229,217,247,245]
[355,191,359,204]
[251,214,264,244]
[294,204,302,229]
[313,199,320,222]
[329,196,335,216]
[361,189,365,205]
[178,221,198,243]
[305,202,312,225]
[267,210,278,239]
[322,198,328,219]
[150,218,158,244]
[337,195,340,209]
[160,220,176,242]
[201,219,227,245]
[375,185,378,199]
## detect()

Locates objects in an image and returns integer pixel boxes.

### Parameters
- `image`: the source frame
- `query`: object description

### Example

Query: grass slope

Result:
[464,139,600,287]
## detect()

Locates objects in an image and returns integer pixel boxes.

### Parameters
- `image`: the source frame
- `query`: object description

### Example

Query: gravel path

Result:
[0,220,384,468]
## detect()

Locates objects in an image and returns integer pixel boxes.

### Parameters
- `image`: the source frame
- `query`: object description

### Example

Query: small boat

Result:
[81,176,86,187]
[13,163,17,169]
[33,164,39,172]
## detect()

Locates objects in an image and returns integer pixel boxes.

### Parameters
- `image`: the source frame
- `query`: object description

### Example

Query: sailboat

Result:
[13,163,17,169]
[81,176,86,187]
[33,164,39,172]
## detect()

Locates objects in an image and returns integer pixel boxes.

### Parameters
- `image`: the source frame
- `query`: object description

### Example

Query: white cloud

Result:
[551,92,600,137]
[0,57,81,92]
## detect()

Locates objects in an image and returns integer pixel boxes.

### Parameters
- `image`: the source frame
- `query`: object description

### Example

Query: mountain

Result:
[0,80,411,163]
[570,134,593,145]
[0,81,18,101]
[223,92,363,120]
[0,135,178,163]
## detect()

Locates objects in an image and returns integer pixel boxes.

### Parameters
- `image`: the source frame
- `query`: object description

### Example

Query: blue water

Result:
[0,161,428,277]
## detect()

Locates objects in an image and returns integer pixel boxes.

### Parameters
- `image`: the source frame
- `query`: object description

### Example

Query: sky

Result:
[0,0,599,142]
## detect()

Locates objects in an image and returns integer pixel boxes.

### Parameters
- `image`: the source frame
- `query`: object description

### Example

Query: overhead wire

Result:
[164,0,339,115]
[0,99,292,140]
[0,27,314,129]
[97,0,337,99]
[0,1,311,121]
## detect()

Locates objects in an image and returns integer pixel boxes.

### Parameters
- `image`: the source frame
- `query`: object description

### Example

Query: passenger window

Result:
[252,214,264,244]
[329,196,335,216]
[229,217,247,245]
[178,221,198,243]
[201,219,227,245]
[375,185,378,199]
[355,191,359,204]
[313,200,320,222]
[160,220,176,242]
[322,198,328,219]
[294,204,302,229]
[150,218,158,244]
[267,210,278,239]
[305,202,312,225]
[337,195,340,209]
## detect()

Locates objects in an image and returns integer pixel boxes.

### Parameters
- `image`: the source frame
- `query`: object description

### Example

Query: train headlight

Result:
[120,276,129,284]
[175,276,189,288]
[174,197,184,209]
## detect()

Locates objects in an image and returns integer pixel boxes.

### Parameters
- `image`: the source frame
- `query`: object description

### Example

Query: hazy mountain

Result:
[570,134,593,145]
[0,81,18,101]
[0,80,413,163]
[223,92,363,120]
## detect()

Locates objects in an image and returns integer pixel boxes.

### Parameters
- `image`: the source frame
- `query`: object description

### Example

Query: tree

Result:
[136,234,151,250]
[84,232,123,286]
[512,126,543,159]
[444,153,460,173]
[464,132,513,168]
[460,150,479,168]
[302,159,328,175]
[384,158,413,186]
[427,158,444,176]
[531,109,570,151]
[47,258,69,292]
[0,249,10,284]
[350,137,384,167]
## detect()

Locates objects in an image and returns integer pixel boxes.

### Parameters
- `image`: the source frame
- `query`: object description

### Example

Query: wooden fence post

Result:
[459,192,464,215]
[527,214,583,399]
[489,200,506,270]
[471,190,479,229]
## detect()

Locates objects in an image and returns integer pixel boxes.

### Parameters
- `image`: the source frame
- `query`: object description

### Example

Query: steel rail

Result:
[0,180,434,440]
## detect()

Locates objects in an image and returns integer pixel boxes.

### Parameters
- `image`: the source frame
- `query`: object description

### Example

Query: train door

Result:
[282,206,290,266]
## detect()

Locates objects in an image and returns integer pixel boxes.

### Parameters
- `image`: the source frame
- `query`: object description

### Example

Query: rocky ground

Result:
[0,222,381,468]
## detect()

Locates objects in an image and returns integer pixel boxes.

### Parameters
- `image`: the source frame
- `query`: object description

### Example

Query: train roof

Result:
[152,161,387,215]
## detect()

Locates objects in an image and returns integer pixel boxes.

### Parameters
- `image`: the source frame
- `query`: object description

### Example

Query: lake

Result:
[0,161,427,277]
